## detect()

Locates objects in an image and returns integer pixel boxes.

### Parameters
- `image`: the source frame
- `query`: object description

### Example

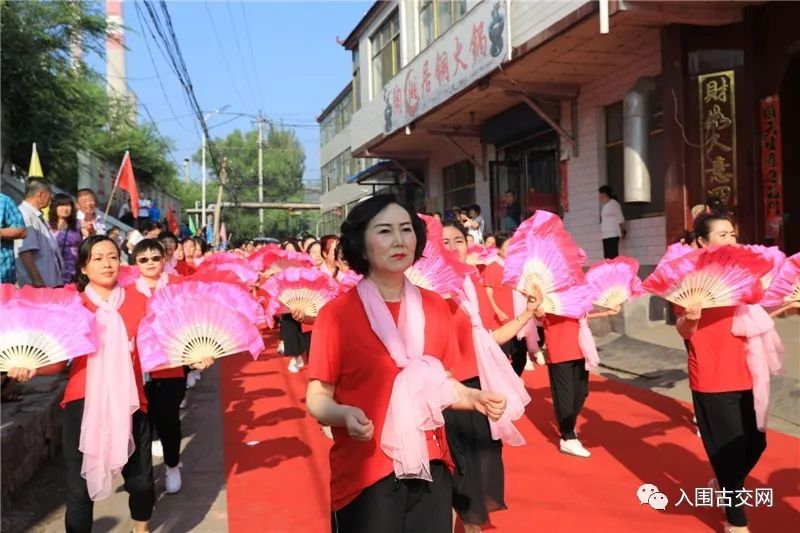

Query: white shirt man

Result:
[76,189,106,234]
[600,198,625,239]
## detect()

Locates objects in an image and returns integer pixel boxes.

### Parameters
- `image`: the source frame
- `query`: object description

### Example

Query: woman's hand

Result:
[525,285,543,314]
[684,305,702,321]
[474,391,507,421]
[343,406,374,441]
[7,367,37,382]
[191,357,214,371]
[291,307,306,323]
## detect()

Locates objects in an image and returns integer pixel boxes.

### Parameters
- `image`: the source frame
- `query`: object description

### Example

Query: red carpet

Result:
[222,337,800,532]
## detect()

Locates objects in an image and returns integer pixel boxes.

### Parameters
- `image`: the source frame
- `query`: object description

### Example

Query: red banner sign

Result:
[760,96,783,240]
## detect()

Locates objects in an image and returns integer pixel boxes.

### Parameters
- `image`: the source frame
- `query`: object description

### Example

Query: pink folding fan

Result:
[247,248,314,273]
[263,267,340,327]
[586,256,644,309]
[761,251,800,308]
[642,245,772,309]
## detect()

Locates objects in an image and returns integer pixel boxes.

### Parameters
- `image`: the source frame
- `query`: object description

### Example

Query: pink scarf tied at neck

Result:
[356,278,457,481]
[461,277,530,446]
[732,304,784,431]
[80,285,140,500]
[135,272,169,298]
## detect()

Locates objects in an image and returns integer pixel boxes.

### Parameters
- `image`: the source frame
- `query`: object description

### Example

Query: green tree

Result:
[89,103,178,188]
[1,0,108,188]
[194,126,306,240]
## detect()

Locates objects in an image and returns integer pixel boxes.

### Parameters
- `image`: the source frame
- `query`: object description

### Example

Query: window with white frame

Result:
[442,160,476,209]
[419,0,468,50]
[371,11,400,97]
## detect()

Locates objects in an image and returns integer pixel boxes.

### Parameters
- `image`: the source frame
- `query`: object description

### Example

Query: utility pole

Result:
[183,158,190,183]
[201,131,207,231]
[213,157,228,248]
[257,112,265,235]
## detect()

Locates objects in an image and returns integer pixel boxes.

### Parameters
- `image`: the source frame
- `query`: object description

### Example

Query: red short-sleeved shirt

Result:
[61,286,149,411]
[446,275,499,382]
[482,262,514,322]
[542,314,583,364]
[681,306,751,392]
[308,287,459,511]
[145,275,187,380]
[175,260,196,277]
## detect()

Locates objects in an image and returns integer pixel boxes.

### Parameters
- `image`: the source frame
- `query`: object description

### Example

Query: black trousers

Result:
[547,360,590,440]
[501,337,527,376]
[145,377,186,468]
[602,237,620,259]
[63,400,155,533]
[692,390,767,527]
[332,462,453,533]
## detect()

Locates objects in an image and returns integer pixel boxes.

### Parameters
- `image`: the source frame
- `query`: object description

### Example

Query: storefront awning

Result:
[345,160,401,185]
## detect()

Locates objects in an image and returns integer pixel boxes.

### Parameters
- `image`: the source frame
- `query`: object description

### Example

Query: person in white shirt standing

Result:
[14,178,63,287]
[76,188,106,235]
[598,185,625,259]
[466,204,485,244]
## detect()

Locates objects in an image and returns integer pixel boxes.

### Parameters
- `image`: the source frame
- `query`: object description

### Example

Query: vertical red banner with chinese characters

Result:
[760,96,783,241]
[698,70,736,208]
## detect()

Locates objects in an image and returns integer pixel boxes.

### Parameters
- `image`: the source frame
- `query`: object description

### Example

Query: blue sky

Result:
[98,1,372,186]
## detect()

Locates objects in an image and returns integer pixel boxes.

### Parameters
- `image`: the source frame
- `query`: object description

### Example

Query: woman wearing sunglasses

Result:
[132,239,213,495]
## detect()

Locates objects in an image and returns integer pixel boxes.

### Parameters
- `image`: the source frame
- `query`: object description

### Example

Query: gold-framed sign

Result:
[698,70,736,207]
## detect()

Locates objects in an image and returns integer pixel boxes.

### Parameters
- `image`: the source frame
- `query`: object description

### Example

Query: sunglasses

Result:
[136,255,163,264]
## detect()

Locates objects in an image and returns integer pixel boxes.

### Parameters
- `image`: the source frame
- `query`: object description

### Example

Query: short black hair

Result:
[158,231,177,244]
[494,231,512,248]
[469,204,481,215]
[443,220,468,239]
[598,185,617,199]
[75,188,96,200]
[505,189,516,197]
[140,221,156,234]
[132,238,165,259]
[339,194,426,276]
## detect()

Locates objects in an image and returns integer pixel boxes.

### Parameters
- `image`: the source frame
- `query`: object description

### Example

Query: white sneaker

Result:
[296,356,305,369]
[277,341,285,354]
[186,371,199,389]
[534,350,546,366]
[179,397,188,409]
[151,440,164,458]
[524,355,535,371]
[165,465,182,494]
[288,357,300,373]
[559,438,591,458]
[321,425,333,440]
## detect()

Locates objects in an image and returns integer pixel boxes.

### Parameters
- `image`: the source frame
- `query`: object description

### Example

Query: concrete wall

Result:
[561,46,664,267]
[510,0,587,47]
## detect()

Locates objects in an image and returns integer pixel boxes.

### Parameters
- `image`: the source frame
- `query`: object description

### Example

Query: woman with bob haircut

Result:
[306,194,508,533]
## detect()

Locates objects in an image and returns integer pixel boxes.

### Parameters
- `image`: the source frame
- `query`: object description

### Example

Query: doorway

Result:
[780,54,799,254]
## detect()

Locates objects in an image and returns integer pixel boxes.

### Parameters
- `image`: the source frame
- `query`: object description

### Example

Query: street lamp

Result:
[201,105,230,233]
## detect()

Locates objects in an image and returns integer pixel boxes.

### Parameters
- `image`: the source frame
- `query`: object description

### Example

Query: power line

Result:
[203,1,248,110]
[134,6,193,132]
[240,1,265,111]
[226,1,259,110]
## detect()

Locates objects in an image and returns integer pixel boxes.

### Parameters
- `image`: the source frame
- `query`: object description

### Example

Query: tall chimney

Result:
[106,0,127,101]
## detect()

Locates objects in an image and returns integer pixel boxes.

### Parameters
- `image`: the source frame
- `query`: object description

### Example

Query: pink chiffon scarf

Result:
[135,272,169,298]
[356,277,457,481]
[732,304,784,431]
[460,276,530,445]
[81,285,140,500]
[578,317,599,370]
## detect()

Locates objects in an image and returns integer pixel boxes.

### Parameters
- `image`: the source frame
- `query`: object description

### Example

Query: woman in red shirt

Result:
[676,214,765,533]
[8,235,154,532]
[482,232,542,374]
[441,221,541,532]
[133,239,213,495]
[306,195,507,533]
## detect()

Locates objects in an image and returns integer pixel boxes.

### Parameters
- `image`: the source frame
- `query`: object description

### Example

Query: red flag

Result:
[167,209,178,234]
[117,151,140,218]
